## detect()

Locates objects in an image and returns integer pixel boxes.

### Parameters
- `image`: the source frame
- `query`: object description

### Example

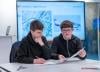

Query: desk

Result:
[0,59,100,72]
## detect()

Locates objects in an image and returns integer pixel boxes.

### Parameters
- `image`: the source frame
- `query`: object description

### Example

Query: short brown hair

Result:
[60,20,73,29]
[30,20,44,31]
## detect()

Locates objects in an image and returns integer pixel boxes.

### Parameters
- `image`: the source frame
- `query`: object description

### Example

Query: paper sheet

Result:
[44,58,81,65]
[82,60,100,69]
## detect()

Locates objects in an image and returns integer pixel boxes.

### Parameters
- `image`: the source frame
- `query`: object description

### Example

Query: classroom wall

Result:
[0,0,17,42]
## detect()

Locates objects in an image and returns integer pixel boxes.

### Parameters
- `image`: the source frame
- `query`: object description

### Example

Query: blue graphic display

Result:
[17,2,85,40]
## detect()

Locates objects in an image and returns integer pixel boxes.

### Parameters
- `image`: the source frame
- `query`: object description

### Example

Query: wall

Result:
[0,0,17,43]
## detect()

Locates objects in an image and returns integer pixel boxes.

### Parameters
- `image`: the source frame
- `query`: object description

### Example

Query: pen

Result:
[35,56,40,59]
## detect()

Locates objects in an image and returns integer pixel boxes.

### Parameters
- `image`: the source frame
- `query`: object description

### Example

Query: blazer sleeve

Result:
[41,36,51,60]
[15,39,34,64]
[51,38,59,59]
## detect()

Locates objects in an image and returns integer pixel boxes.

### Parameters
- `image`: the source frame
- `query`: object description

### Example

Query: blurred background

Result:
[0,0,100,64]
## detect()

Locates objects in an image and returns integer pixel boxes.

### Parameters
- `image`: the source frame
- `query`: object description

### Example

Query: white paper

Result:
[44,60,61,65]
[44,61,56,65]
[70,48,84,58]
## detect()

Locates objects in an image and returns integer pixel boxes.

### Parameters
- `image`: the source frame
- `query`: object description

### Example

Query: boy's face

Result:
[31,30,43,39]
[61,28,73,40]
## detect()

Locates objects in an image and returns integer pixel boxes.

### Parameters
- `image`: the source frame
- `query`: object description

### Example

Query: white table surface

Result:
[0,58,100,72]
